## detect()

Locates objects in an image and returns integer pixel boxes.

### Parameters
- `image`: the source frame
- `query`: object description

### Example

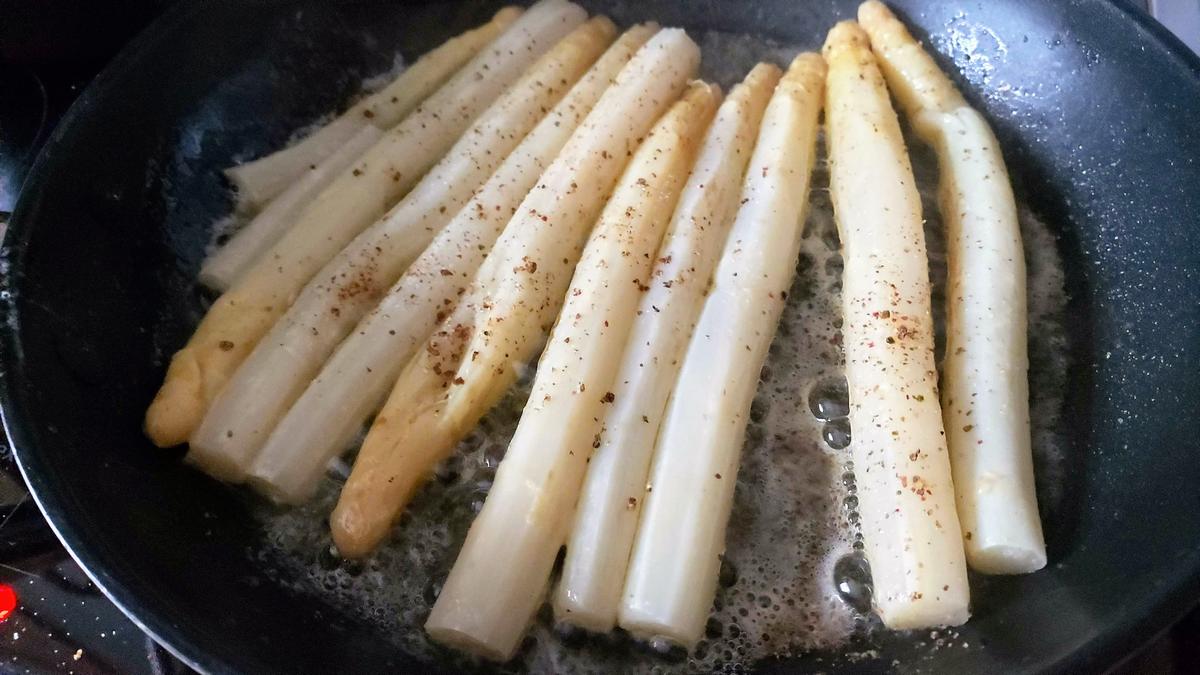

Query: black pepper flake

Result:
[601,392,615,403]
[218,340,235,351]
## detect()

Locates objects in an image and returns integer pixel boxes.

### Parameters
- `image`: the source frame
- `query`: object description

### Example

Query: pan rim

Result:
[0,2,229,673]
[2,1,1199,674]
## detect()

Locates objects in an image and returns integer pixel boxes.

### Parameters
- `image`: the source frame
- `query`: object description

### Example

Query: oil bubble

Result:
[807,377,850,420]
[833,552,873,614]
[822,418,852,450]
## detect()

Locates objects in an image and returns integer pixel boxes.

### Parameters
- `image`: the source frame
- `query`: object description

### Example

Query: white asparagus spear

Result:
[144,0,586,448]
[553,63,779,633]
[859,0,1045,575]
[187,18,616,482]
[246,24,658,505]
[225,7,522,213]
[330,29,702,559]
[823,20,970,628]
[350,6,521,129]
[426,83,719,662]
[200,125,383,291]
[618,54,825,648]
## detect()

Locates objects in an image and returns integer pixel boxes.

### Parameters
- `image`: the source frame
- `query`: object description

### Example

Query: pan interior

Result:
[2,1,1199,673]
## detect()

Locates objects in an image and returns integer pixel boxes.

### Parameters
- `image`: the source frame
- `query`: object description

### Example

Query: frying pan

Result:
[2,0,1199,672]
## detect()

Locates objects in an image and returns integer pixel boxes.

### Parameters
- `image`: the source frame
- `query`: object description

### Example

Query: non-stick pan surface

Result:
[2,1,1199,673]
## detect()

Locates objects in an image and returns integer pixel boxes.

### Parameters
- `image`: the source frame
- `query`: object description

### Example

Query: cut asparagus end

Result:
[201,125,385,291]
[225,115,369,215]
[224,5,523,213]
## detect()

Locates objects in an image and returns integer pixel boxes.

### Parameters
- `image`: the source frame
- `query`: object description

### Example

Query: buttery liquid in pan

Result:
[249,30,1069,674]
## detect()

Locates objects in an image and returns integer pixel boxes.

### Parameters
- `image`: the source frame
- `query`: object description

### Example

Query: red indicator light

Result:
[0,583,15,622]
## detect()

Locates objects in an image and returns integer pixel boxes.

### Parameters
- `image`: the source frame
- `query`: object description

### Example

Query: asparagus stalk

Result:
[200,125,383,291]
[822,20,970,628]
[225,7,522,213]
[188,17,616,482]
[143,0,586,448]
[427,82,719,662]
[329,28,701,559]
[856,2,965,121]
[618,54,824,648]
[858,0,1045,575]
[553,62,780,633]
[246,24,658,504]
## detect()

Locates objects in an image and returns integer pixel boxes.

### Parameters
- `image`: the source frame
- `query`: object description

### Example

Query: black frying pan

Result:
[3,1,1199,673]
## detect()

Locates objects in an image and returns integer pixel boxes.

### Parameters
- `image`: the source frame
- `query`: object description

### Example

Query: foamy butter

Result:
[250,31,1069,674]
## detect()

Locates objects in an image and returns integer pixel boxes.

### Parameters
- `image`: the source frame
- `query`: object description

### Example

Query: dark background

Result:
[0,1,1197,673]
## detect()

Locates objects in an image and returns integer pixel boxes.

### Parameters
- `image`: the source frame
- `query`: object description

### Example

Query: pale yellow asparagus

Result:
[554,63,779,633]
[188,18,616,482]
[329,29,701,559]
[823,20,969,628]
[225,7,522,212]
[143,0,586,448]
[860,0,1044,574]
[246,24,658,505]
[426,83,718,662]
[857,1,964,120]
[200,125,383,291]
[619,54,824,648]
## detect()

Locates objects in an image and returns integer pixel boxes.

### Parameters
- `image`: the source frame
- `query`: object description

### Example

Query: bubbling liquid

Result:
[250,31,1070,675]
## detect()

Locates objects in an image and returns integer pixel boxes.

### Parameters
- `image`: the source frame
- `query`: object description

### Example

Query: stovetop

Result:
[1,4,196,672]
[0,488,189,674]
[1,1,1198,674]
